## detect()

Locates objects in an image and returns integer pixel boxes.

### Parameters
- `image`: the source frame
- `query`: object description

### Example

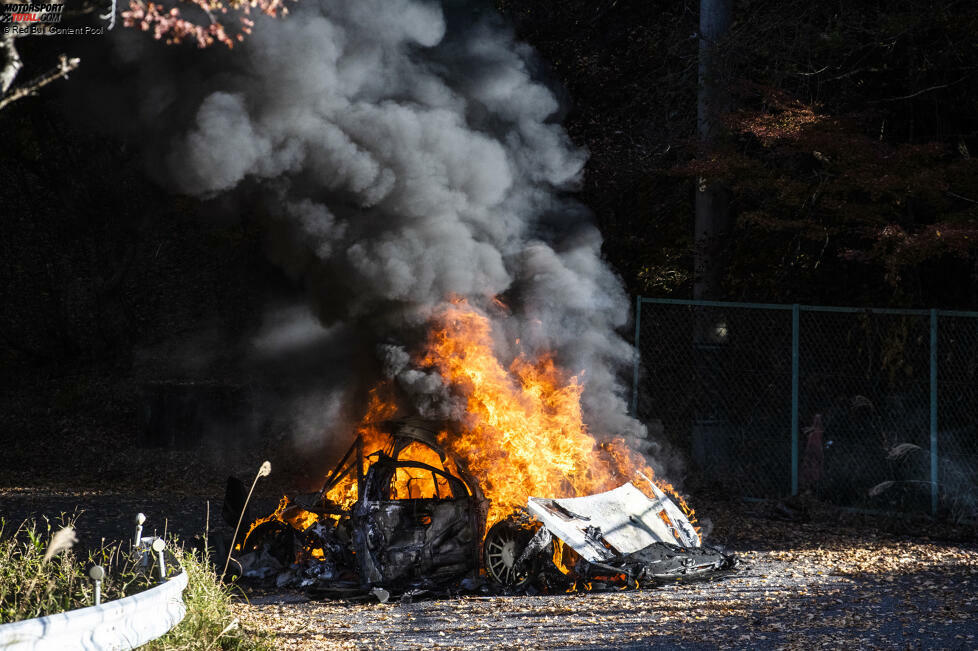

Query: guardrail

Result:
[0,568,187,650]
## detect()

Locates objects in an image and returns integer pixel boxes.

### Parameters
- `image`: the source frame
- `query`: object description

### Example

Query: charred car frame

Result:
[225,419,734,595]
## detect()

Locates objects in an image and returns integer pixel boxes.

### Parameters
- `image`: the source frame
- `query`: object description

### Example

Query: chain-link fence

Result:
[632,298,978,520]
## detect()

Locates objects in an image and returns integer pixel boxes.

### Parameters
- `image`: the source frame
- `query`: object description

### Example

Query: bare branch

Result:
[794,65,829,77]
[99,0,116,29]
[0,54,80,112]
[947,190,978,205]
[876,76,968,103]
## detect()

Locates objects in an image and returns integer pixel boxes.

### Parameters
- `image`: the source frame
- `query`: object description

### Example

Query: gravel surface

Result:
[3,486,977,649]
[235,509,978,650]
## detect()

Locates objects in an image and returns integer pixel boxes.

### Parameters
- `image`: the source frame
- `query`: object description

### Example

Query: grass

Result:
[0,516,271,650]
[0,515,146,623]
[148,544,272,650]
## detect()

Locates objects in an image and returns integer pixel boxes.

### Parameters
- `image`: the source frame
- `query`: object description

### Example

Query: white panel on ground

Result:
[527,481,698,563]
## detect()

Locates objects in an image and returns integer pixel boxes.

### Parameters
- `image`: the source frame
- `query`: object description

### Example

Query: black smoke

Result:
[161,0,648,452]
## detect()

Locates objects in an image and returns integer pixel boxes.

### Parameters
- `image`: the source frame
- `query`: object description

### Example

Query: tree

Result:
[122,0,291,48]
[1,0,81,111]
[0,0,290,112]
[676,0,978,307]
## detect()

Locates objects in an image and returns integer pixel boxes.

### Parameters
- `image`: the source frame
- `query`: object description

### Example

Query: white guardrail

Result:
[0,569,188,650]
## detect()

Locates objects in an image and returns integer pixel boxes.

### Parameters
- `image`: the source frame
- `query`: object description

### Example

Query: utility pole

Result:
[692,0,733,474]
[694,0,732,301]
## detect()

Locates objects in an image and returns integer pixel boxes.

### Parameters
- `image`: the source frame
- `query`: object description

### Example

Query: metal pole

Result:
[356,435,365,499]
[89,566,105,606]
[930,308,939,516]
[632,296,643,416]
[134,513,145,549]
[791,304,800,496]
[152,538,167,582]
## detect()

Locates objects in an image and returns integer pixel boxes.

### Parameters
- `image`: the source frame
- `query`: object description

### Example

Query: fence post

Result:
[791,304,799,496]
[632,295,643,416]
[930,308,939,516]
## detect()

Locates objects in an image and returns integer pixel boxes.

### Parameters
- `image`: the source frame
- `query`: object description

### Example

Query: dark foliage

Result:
[497,0,978,307]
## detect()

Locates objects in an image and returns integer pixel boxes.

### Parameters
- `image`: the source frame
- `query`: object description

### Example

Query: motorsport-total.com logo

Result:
[1,2,109,35]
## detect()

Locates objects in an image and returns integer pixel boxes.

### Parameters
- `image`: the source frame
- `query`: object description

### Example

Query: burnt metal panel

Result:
[353,498,478,586]
[526,481,698,563]
[352,452,485,588]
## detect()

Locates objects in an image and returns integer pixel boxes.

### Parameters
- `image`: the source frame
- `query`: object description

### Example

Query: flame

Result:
[248,298,697,556]
[421,300,695,530]
[321,388,398,509]
[240,495,322,550]
[552,540,573,575]
[320,385,465,506]
[389,441,457,499]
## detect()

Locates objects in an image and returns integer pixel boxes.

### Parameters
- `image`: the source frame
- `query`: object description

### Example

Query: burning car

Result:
[226,418,733,596]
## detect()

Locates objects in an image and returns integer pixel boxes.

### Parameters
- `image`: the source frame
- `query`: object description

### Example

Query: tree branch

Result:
[0,54,80,112]
[947,190,978,205]
[1,32,24,94]
[876,76,968,103]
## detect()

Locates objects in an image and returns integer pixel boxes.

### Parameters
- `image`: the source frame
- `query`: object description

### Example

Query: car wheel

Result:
[483,520,534,587]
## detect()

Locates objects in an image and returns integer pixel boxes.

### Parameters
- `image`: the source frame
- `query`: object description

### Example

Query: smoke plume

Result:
[168,0,646,444]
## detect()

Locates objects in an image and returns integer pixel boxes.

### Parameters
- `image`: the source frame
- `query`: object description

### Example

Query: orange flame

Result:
[321,388,398,509]
[240,495,322,549]
[255,298,697,551]
[421,300,694,528]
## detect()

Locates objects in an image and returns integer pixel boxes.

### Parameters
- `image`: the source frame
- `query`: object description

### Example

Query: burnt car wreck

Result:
[352,426,488,589]
[224,419,734,597]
